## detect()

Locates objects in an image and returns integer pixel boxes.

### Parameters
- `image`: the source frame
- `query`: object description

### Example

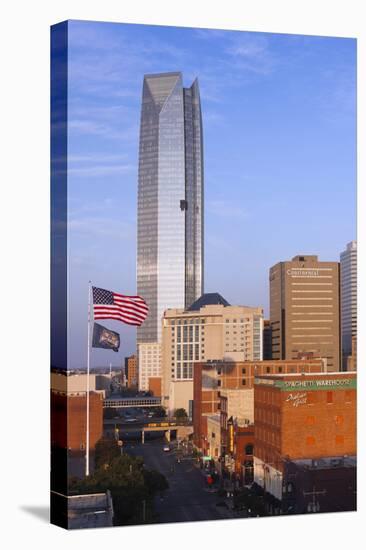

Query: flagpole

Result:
[86,280,92,477]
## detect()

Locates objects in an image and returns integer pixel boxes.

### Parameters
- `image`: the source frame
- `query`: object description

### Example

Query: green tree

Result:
[94,438,120,470]
[153,406,167,418]
[174,408,188,420]
[69,453,169,526]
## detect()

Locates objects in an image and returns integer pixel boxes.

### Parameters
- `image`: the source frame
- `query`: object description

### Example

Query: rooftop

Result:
[187,293,230,311]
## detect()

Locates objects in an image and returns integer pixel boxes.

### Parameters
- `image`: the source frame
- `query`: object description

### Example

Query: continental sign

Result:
[256,378,357,391]
[286,268,330,278]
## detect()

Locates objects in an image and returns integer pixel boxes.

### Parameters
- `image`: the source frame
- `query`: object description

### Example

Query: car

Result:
[125,417,137,422]
[163,446,170,452]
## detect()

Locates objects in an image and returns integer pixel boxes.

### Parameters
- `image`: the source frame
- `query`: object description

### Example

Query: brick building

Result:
[253,371,356,507]
[148,376,162,397]
[193,358,325,450]
[125,354,138,388]
[51,390,103,451]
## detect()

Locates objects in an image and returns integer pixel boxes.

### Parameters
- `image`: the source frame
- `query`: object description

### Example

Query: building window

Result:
[306,436,315,446]
[335,435,344,445]
[217,380,221,387]
[335,415,344,425]
[306,416,315,425]
[242,368,246,374]
[326,391,333,404]
[266,367,270,374]
[242,379,246,386]
[278,366,282,373]
[245,444,253,455]
[345,390,353,403]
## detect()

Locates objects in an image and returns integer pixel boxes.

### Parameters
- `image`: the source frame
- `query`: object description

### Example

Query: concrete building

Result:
[161,293,264,415]
[340,241,357,370]
[125,354,138,388]
[138,342,162,392]
[193,358,325,451]
[270,255,340,371]
[137,72,204,345]
[253,371,356,504]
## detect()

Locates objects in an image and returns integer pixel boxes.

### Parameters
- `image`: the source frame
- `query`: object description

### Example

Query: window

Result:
[335,415,344,426]
[245,444,253,455]
[306,436,315,446]
[335,435,344,445]
[345,390,353,403]
[326,391,333,404]
[278,366,282,373]
[242,367,246,374]
[242,379,246,386]
[306,416,315,425]
[266,367,270,374]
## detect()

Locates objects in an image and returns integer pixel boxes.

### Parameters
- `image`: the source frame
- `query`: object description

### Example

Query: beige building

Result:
[270,255,340,371]
[207,414,221,459]
[161,293,263,415]
[138,342,162,392]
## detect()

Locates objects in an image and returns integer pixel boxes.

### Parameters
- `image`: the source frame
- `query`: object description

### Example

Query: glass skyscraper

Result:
[137,72,204,344]
[340,241,357,369]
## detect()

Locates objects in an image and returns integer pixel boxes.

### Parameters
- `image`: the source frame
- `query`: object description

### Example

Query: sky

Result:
[65,20,356,369]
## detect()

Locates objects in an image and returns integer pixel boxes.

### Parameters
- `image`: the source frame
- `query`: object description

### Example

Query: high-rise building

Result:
[137,72,204,345]
[138,342,162,392]
[340,241,357,370]
[263,319,272,360]
[124,354,138,388]
[269,255,340,371]
[161,293,264,414]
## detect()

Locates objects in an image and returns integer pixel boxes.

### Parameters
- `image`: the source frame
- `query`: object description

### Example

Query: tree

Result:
[153,406,167,418]
[174,408,188,420]
[69,452,169,526]
[94,438,120,470]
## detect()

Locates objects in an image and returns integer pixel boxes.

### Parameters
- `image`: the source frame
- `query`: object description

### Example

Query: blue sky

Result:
[65,20,356,369]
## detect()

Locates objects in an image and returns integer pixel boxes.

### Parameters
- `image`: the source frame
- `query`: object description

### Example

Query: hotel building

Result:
[138,342,162,392]
[270,255,340,371]
[161,293,263,415]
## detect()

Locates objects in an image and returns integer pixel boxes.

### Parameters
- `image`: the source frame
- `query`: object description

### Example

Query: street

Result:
[126,439,239,524]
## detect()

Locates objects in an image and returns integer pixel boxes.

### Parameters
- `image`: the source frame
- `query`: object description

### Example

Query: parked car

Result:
[163,446,170,452]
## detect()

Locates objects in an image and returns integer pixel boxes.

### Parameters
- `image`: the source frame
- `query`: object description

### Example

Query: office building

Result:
[137,72,204,345]
[125,354,138,388]
[253,372,356,505]
[270,255,340,371]
[340,241,357,370]
[138,342,162,392]
[162,293,263,414]
[263,319,272,359]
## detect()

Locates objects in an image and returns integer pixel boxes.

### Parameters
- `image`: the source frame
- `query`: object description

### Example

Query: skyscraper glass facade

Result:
[340,241,357,369]
[137,72,204,344]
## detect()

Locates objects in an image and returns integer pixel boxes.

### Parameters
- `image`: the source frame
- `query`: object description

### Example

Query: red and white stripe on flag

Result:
[92,286,148,326]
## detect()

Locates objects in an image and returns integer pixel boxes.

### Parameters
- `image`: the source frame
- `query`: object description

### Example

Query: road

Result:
[126,440,238,524]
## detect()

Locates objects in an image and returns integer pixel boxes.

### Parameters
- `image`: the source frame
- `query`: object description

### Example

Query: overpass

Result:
[103,419,193,443]
[103,396,162,408]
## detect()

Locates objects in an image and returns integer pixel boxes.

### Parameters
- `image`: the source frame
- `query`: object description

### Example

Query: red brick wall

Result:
[51,391,103,451]
[254,373,356,466]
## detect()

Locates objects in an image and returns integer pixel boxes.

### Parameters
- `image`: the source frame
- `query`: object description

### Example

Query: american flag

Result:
[92,287,148,326]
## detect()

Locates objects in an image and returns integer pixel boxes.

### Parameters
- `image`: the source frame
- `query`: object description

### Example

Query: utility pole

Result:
[303,485,326,512]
